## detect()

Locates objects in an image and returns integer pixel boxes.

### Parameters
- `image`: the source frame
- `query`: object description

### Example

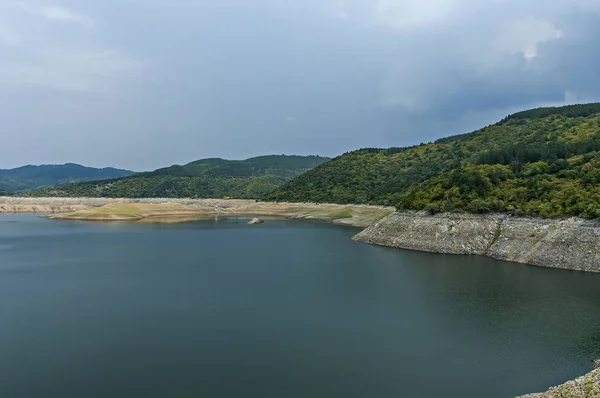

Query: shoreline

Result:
[3,198,598,274]
[354,211,600,273]
[518,363,600,397]
[0,197,393,228]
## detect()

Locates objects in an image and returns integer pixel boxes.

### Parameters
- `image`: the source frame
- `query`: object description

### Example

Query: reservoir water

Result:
[1,214,600,398]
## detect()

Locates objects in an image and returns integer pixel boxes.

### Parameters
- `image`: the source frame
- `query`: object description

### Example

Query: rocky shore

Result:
[518,364,600,397]
[4,197,599,272]
[353,211,600,273]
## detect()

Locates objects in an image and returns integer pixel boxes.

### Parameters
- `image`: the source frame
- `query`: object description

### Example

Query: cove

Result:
[1,214,600,398]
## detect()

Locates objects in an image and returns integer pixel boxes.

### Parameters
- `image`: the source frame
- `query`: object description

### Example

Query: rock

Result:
[517,366,600,397]
[353,211,600,273]
[247,217,264,225]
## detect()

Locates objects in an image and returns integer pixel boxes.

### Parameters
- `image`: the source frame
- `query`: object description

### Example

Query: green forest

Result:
[265,104,600,219]
[0,164,133,193]
[34,155,328,199]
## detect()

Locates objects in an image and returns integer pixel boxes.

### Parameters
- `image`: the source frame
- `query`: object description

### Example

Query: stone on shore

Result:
[517,365,600,397]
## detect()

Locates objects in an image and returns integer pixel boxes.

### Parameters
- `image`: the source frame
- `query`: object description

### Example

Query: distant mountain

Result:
[265,103,600,219]
[34,155,329,199]
[0,163,134,193]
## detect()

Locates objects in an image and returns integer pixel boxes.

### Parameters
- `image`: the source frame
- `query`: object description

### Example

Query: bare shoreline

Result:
[0,197,393,228]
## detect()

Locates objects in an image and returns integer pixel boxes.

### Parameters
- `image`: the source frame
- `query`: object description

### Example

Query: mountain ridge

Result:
[0,163,134,193]
[34,155,329,199]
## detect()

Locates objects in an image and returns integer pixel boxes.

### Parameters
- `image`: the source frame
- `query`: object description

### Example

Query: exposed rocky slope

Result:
[518,365,600,397]
[0,197,97,214]
[354,212,600,272]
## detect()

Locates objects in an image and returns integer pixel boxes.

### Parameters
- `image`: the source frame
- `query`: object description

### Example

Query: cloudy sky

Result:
[1,0,599,171]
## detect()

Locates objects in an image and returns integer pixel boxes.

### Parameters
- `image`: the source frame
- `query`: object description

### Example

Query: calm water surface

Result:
[1,214,600,398]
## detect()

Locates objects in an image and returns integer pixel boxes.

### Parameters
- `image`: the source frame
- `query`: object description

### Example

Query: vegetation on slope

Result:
[35,155,328,199]
[0,164,133,193]
[265,104,600,219]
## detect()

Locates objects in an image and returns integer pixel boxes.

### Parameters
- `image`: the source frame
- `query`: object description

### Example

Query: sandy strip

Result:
[1,197,393,228]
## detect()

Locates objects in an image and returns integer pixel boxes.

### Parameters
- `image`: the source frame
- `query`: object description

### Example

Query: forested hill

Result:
[264,103,600,219]
[0,164,133,193]
[34,155,329,199]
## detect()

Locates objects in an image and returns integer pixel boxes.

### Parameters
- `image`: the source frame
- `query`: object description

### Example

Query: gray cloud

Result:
[1,0,599,170]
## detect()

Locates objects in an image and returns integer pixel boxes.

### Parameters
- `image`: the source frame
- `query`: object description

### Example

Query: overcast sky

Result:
[1,0,599,171]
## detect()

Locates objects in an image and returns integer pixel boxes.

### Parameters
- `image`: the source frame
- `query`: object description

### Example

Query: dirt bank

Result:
[0,197,96,214]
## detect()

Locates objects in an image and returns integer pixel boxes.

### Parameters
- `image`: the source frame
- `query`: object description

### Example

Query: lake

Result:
[1,214,599,398]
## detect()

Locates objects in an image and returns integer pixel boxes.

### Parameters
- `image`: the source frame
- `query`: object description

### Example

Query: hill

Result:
[0,164,133,193]
[34,155,329,199]
[265,103,600,219]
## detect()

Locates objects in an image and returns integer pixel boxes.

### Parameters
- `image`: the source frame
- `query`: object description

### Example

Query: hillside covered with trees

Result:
[0,164,133,193]
[265,104,600,219]
[35,155,328,199]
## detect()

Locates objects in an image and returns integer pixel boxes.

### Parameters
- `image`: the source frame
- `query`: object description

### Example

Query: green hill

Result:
[0,164,133,193]
[34,155,329,199]
[265,104,600,219]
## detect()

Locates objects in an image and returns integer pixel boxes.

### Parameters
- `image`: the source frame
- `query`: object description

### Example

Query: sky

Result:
[1,0,600,171]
